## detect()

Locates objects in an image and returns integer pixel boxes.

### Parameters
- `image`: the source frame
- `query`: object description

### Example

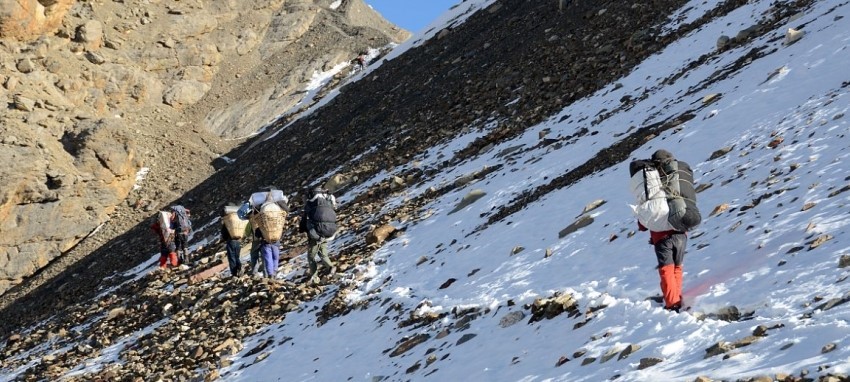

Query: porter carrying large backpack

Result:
[305,189,337,239]
[629,152,701,232]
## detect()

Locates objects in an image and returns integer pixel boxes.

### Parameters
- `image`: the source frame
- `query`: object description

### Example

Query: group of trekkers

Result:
[151,185,339,285]
[153,148,699,308]
[219,186,339,284]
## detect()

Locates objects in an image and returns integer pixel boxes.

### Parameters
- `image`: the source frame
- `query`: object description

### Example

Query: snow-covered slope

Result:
[221,1,850,381]
[3,0,850,381]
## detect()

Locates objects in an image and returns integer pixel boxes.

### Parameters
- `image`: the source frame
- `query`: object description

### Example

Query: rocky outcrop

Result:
[0,0,75,41]
[0,118,139,293]
[0,0,408,295]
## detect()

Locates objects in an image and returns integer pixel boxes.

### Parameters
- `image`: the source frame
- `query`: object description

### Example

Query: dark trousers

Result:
[654,233,687,267]
[654,233,687,308]
[175,231,190,262]
[225,239,242,277]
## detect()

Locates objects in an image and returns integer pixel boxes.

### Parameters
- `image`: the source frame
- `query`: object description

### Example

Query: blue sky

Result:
[364,0,458,32]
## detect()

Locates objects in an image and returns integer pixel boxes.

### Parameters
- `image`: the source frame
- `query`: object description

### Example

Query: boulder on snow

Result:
[784,28,804,45]
[365,224,397,246]
[448,189,486,214]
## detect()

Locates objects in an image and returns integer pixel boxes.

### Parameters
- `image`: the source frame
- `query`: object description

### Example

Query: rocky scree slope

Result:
[0,0,834,380]
[0,0,408,296]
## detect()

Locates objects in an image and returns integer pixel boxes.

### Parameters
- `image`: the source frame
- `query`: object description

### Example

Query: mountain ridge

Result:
[3,0,850,381]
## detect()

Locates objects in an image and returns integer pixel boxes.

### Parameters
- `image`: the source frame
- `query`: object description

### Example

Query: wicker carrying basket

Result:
[256,202,287,242]
[223,213,248,239]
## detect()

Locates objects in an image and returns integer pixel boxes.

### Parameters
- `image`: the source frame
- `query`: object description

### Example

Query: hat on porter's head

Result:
[651,149,674,162]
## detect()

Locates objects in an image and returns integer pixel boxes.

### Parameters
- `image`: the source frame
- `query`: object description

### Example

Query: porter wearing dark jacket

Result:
[300,186,338,284]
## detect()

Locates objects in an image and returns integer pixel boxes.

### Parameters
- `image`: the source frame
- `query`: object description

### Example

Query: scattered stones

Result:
[838,255,850,269]
[456,333,476,345]
[76,20,104,49]
[389,334,430,357]
[499,311,525,328]
[558,215,594,238]
[13,94,36,111]
[581,199,606,214]
[702,93,720,104]
[366,224,397,246]
[785,28,805,45]
[449,189,487,214]
[809,234,833,250]
[708,146,733,160]
[617,344,640,361]
[709,203,730,217]
[438,278,456,289]
[768,136,784,149]
[637,357,663,370]
[16,58,36,73]
[716,35,731,50]
[828,185,850,198]
[85,51,106,65]
[528,292,579,323]
[821,343,837,354]
[555,356,569,367]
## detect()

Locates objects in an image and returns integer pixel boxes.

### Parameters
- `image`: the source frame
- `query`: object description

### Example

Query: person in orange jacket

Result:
[151,220,178,269]
[637,149,688,312]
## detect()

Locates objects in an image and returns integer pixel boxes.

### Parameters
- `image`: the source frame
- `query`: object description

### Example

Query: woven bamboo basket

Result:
[256,202,287,242]
[222,213,248,239]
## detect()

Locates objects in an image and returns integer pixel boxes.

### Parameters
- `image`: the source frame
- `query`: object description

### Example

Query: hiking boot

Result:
[664,303,682,313]
[328,265,337,276]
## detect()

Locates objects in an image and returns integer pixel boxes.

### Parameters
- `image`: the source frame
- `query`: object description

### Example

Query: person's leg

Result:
[177,232,189,263]
[158,243,168,268]
[261,244,275,278]
[317,240,335,273]
[226,240,241,277]
[267,244,280,278]
[672,233,688,305]
[307,239,319,274]
[164,241,177,268]
[306,238,319,283]
[654,236,679,309]
[249,240,261,275]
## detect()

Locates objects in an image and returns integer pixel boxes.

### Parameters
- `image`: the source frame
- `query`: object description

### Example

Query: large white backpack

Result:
[629,159,702,232]
[629,161,675,232]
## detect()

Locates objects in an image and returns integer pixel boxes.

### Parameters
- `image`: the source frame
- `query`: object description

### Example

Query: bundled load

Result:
[256,202,287,242]
[170,205,192,234]
[157,211,174,242]
[629,152,701,232]
[222,205,248,239]
[249,190,289,210]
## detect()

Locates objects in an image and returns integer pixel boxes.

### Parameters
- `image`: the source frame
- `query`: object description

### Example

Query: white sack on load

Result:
[250,190,289,210]
[158,211,174,241]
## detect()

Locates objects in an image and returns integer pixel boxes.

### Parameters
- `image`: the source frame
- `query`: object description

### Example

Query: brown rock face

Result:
[0,0,75,41]
[0,0,408,297]
[0,119,140,293]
